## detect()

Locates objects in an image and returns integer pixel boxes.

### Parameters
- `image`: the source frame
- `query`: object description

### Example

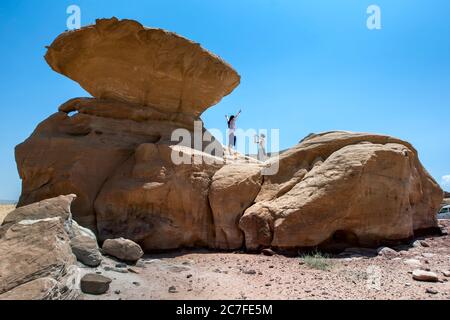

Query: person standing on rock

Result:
[225,109,242,156]
[255,133,267,161]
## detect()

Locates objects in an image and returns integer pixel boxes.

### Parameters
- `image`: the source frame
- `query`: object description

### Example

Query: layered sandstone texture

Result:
[15,18,443,253]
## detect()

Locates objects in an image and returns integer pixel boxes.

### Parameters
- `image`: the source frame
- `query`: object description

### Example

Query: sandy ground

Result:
[79,220,450,300]
[0,204,15,225]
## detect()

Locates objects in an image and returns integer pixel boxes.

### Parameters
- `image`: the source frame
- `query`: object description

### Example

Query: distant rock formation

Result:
[14,18,443,253]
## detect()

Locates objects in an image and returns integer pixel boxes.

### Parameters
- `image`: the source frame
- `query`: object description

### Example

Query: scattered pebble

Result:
[420,241,430,247]
[115,263,128,268]
[262,248,275,256]
[412,270,439,282]
[243,269,257,275]
[127,268,140,274]
[168,286,178,293]
[426,288,438,295]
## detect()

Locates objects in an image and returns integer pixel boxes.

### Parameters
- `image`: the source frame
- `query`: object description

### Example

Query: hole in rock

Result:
[67,110,79,117]
[319,230,360,253]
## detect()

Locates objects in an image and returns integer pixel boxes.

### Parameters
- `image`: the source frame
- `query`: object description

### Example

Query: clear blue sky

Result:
[0,0,449,200]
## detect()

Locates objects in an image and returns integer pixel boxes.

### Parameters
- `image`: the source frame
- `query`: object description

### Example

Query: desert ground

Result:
[0,204,15,225]
[78,220,450,300]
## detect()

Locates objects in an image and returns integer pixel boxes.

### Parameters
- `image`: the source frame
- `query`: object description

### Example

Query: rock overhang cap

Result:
[45,17,241,117]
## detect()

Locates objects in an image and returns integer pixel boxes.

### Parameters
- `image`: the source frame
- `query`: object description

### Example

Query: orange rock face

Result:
[45,18,240,117]
[14,18,443,252]
[240,132,443,250]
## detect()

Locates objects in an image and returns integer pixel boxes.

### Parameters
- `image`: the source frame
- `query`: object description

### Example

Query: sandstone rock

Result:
[70,235,102,267]
[14,102,224,230]
[102,238,144,261]
[0,217,77,295]
[209,164,262,249]
[14,110,164,230]
[426,288,438,294]
[240,132,442,250]
[377,247,399,259]
[0,278,59,300]
[13,17,443,253]
[2,194,75,226]
[95,144,221,250]
[45,18,240,117]
[80,273,112,295]
[412,240,422,248]
[420,240,430,247]
[2,194,94,243]
[412,270,439,282]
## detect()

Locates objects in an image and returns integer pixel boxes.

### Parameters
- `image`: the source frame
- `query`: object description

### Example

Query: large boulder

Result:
[240,132,443,250]
[0,277,60,300]
[70,235,102,267]
[13,16,443,253]
[45,18,240,117]
[0,218,77,295]
[0,195,98,299]
[2,194,75,225]
[102,238,144,262]
[80,273,112,295]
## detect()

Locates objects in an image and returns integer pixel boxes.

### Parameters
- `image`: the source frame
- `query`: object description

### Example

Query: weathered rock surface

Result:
[45,18,240,117]
[240,132,443,250]
[0,277,59,300]
[95,144,222,250]
[209,164,262,249]
[412,270,439,282]
[0,218,76,295]
[0,195,96,299]
[2,194,75,226]
[70,235,102,267]
[80,273,112,295]
[377,247,399,259]
[102,238,144,262]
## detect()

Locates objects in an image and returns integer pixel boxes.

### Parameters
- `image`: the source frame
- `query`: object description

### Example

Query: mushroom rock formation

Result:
[15,18,443,252]
[16,17,238,230]
[239,132,443,250]
[45,17,240,117]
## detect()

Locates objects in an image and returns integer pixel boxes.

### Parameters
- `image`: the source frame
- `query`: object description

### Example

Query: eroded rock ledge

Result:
[45,17,240,117]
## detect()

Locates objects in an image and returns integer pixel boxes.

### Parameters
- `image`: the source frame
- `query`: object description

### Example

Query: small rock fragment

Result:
[262,248,275,256]
[168,286,178,293]
[80,274,112,295]
[412,270,438,282]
